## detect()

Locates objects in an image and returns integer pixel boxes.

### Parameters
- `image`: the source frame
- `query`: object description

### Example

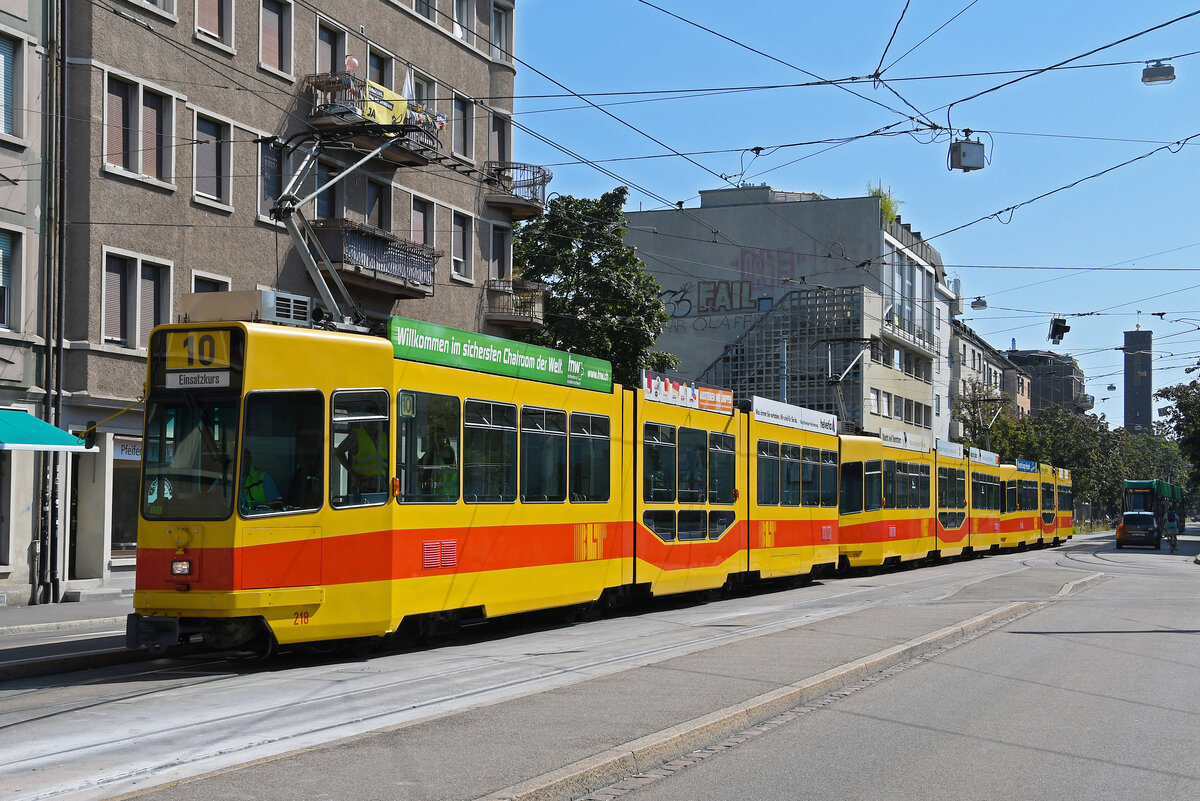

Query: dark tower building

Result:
[1124,329,1153,434]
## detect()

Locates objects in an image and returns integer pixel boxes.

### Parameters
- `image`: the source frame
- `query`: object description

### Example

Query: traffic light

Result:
[1048,317,1070,345]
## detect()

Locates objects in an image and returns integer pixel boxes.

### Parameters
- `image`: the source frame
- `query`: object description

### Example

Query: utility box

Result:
[950,140,986,172]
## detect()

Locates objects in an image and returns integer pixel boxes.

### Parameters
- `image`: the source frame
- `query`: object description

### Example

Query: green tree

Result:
[1156,378,1200,470]
[513,187,678,388]
[951,379,1011,451]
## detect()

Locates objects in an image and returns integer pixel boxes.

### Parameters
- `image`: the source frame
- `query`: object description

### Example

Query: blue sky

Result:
[512,0,1200,430]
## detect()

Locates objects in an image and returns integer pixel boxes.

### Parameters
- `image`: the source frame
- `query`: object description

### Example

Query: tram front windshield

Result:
[141,396,238,520]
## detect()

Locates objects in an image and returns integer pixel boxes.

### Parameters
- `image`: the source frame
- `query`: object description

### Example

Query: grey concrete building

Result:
[1005,349,1091,416]
[3,0,548,605]
[625,185,958,442]
[1123,329,1152,433]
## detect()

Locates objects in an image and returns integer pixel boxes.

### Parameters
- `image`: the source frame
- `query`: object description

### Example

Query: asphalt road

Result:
[587,537,1200,801]
[3,532,1191,801]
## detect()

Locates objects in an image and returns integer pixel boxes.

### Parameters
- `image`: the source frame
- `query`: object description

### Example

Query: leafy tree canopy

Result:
[513,187,678,388]
[986,404,1191,518]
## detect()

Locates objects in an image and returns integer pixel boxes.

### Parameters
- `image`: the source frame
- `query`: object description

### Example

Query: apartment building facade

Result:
[3,0,547,604]
[948,320,1031,440]
[0,0,56,605]
[625,185,958,443]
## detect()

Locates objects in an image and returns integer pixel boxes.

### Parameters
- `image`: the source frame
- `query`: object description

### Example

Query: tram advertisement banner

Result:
[389,316,613,392]
[642,371,734,415]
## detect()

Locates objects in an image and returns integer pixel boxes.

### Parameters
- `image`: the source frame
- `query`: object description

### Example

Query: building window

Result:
[488,224,510,280]
[367,48,393,88]
[452,213,472,279]
[259,139,283,218]
[0,230,15,328]
[0,35,22,139]
[491,3,512,61]
[454,0,474,43]
[194,114,231,205]
[415,0,436,23]
[316,21,346,73]
[105,76,174,182]
[452,95,473,159]
[411,72,433,111]
[869,388,879,415]
[412,197,433,245]
[196,0,235,49]
[313,160,343,219]
[260,0,292,74]
[490,112,510,162]
[104,252,169,348]
[192,273,229,292]
[366,180,391,230]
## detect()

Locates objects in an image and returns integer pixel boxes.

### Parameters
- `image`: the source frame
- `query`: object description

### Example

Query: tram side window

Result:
[1042,481,1055,511]
[1058,485,1072,514]
[757,440,780,506]
[821,450,839,507]
[895,462,910,509]
[644,510,675,542]
[677,427,708,503]
[918,464,930,509]
[709,432,735,504]
[331,390,390,509]
[937,467,948,508]
[864,460,883,511]
[1019,480,1037,511]
[521,407,567,503]
[569,413,610,502]
[397,390,460,503]
[464,400,517,502]
[781,444,802,506]
[882,460,896,509]
[1005,480,1017,512]
[678,509,707,541]
[241,390,324,516]
[840,460,863,514]
[644,423,676,502]
[801,447,820,506]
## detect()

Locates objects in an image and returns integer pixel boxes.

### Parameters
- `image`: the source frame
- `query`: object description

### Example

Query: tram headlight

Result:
[170,559,193,576]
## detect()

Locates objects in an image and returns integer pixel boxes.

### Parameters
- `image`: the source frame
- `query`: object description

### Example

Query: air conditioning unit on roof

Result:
[182,290,314,327]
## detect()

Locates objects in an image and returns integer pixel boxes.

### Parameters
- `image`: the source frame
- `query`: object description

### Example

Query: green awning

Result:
[0,409,91,452]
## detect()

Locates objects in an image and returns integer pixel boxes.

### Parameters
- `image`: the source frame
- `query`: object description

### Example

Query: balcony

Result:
[302,72,441,167]
[485,279,548,329]
[485,162,553,220]
[881,313,937,356]
[309,219,439,299]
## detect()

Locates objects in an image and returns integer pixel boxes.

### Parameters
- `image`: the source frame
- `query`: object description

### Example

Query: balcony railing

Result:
[302,72,441,165]
[309,218,439,299]
[485,279,548,328]
[485,162,553,220]
[882,313,936,354]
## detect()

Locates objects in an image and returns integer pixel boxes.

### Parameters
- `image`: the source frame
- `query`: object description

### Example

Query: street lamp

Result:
[971,297,988,311]
[1142,60,1176,85]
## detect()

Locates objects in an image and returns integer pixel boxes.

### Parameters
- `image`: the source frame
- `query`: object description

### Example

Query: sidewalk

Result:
[0,594,139,681]
[0,595,132,636]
